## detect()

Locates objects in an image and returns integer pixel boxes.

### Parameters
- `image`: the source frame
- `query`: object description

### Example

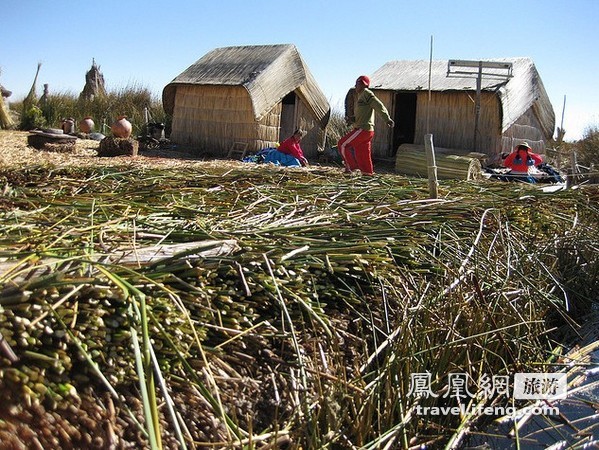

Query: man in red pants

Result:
[338,75,394,175]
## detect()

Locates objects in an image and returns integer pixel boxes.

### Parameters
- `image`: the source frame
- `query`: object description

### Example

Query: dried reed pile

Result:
[0,130,597,448]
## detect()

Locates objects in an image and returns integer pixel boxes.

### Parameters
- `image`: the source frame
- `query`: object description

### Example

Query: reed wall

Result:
[294,100,325,157]
[413,91,501,154]
[170,84,327,157]
[372,89,506,157]
[501,109,546,154]
[255,103,281,151]
[371,90,395,159]
[170,85,257,154]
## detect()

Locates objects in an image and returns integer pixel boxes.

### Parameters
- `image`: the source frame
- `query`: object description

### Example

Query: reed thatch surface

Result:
[0,130,597,449]
[163,44,329,125]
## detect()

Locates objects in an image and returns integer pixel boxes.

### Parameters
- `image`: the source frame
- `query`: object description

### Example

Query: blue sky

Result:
[1,0,597,140]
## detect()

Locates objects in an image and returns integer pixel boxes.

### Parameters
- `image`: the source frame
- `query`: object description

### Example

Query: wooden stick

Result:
[424,134,439,199]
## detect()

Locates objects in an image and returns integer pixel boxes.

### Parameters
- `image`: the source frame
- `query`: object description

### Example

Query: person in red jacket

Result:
[503,142,544,182]
[277,128,308,166]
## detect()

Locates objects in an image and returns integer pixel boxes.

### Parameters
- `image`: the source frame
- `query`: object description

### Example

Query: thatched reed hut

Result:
[354,57,555,159]
[163,44,331,157]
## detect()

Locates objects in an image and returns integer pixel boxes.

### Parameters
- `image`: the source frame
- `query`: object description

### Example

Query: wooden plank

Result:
[0,239,240,289]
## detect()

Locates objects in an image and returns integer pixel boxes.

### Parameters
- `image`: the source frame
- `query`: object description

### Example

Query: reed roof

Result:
[370,58,555,138]
[163,44,330,125]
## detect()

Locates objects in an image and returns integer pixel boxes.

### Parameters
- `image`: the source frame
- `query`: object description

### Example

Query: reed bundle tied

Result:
[0,130,597,449]
[395,144,483,180]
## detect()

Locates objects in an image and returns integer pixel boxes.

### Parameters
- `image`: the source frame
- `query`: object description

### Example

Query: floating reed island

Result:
[0,130,597,449]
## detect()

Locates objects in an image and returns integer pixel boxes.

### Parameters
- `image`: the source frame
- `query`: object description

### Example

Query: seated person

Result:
[503,142,544,182]
[276,129,308,166]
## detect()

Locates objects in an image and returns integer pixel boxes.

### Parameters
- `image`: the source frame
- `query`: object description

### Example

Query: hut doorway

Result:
[280,92,298,142]
[392,93,417,154]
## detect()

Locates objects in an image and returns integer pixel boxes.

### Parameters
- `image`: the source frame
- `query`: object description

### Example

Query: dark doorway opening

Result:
[280,92,297,141]
[392,93,417,154]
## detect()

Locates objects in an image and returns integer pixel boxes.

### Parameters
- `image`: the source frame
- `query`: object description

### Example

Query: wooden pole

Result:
[424,134,439,199]
[556,95,566,169]
[426,35,433,134]
[559,95,566,134]
[425,38,438,199]
[473,61,482,152]
[571,151,578,175]
[144,107,150,132]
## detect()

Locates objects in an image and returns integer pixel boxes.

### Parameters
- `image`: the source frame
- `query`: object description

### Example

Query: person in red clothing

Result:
[503,142,544,182]
[277,128,308,166]
[338,75,394,176]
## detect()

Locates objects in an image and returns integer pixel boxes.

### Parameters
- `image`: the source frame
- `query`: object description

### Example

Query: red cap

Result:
[356,75,370,87]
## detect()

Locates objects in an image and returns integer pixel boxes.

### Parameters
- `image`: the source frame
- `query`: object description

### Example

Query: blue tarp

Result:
[243,148,301,167]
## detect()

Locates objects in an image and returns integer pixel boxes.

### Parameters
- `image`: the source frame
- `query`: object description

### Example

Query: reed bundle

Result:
[0,130,597,449]
[395,144,483,180]
[0,99,13,129]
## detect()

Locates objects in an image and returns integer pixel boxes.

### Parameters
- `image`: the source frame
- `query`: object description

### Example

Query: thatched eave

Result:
[162,44,330,127]
[496,60,555,140]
